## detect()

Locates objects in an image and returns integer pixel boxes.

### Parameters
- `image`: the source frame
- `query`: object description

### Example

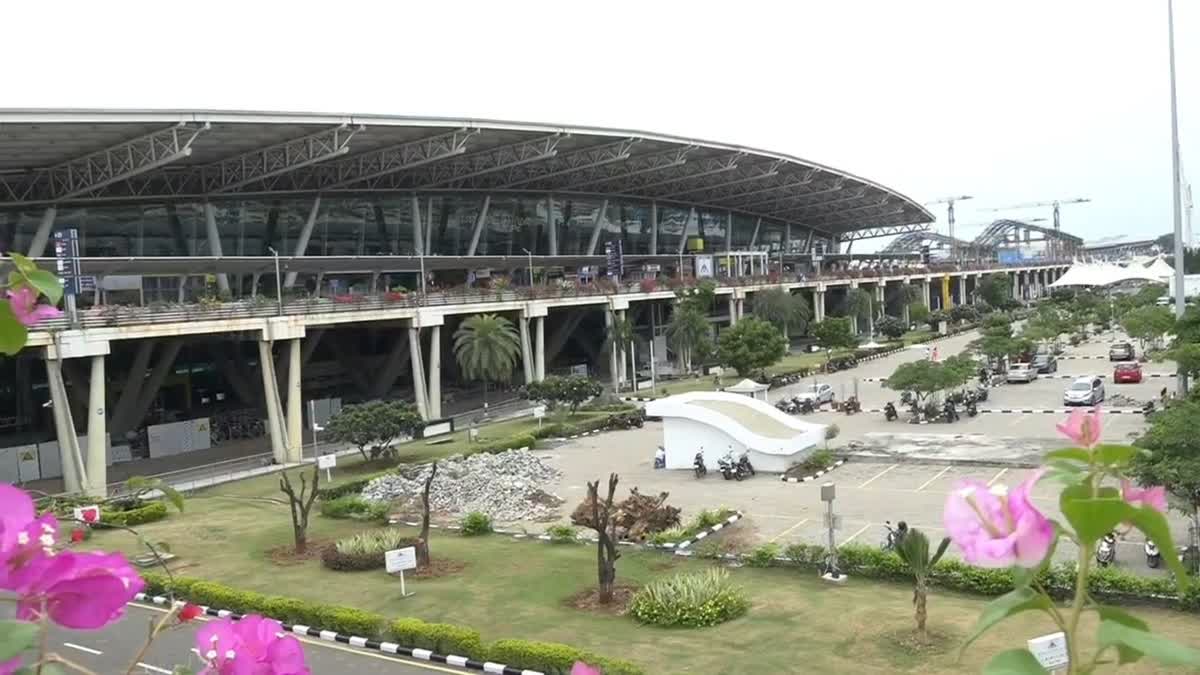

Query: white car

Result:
[1064,376,1106,406]
[793,383,835,404]
[1006,363,1038,384]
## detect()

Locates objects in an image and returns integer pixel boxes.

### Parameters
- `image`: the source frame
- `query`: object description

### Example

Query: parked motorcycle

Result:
[965,400,978,417]
[693,451,707,479]
[843,396,861,415]
[799,398,816,415]
[900,390,915,406]
[1096,532,1117,567]
[736,451,756,478]
[775,399,797,414]
[881,520,908,551]
[975,382,990,402]
[1141,401,1156,416]
[884,402,898,421]
[718,450,753,481]
[1146,540,1162,569]
[942,400,960,423]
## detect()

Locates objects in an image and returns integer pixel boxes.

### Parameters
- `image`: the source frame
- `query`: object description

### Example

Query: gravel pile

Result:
[361,450,563,522]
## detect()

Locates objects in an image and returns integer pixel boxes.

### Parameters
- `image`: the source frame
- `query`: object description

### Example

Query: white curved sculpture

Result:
[645,391,827,473]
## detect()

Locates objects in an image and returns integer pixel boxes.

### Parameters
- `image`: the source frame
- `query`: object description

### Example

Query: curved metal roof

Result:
[0,109,933,238]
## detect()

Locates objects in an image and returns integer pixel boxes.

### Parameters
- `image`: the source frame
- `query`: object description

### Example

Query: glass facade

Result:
[0,193,798,258]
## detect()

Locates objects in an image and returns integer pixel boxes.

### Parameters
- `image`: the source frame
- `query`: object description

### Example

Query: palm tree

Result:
[602,312,635,392]
[899,283,924,327]
[666,304,709,375]
[452,313,522,405]
[844,287,874,336]
[894,528,951,637]
[752,288,811,341]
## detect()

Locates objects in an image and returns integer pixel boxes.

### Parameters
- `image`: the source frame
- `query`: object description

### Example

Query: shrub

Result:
[792,448,834,475]
[99,501,168,527]
[460,511,493,536]
[320,545,385,572]
[689,507,736,531]
[475,433,537,455]
[545,524,578,544]
[320,495,372,519]
[316,474,386,501]
[322,529,419,571]
[487,640,644,675]
[648,527,690,546]
[783,542,826,566]
[746,543,780,568]
[388,618,484,657]
[629,569,750,628]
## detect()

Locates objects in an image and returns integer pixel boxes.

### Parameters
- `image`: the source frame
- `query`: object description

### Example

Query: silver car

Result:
[1064,377,1105,406]
[1006,363,1038,383]
[794,383,835,404]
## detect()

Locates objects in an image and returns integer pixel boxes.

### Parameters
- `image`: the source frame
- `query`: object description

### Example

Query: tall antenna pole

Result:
[1167,0,1186,394]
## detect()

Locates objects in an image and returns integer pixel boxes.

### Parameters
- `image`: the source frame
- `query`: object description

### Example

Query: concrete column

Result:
[284,197,323,288]
[902,300,911,326]
[124,341,183,436]
[26,206,57,258]
[408,327,430,420]
[546,196,557,256]
[466,195,491,256]
[85,355,107,497]
[954,276,964,306]
[1011,273,1019,301]
[649,201,658,254]
[534,317,545,382]
[814,290,826,322]
[111,340,155,434]
[46,358,85,493]
[203,203,231,294]
[587,199,609,255]
[427,325,442,419]
[617,309,628,386]
[605,310,619,392]
[519,316,534,385]
[411,195,425,256]
[728,298,738,325]
[285,339,302,463]
[257,341,288,464]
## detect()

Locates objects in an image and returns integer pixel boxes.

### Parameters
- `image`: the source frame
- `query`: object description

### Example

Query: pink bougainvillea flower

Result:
[0,484,60,588]
[1055,407,1102,448]
[944,469,1055,568]
[571,663,602,675]
[0,656,22,675]
[5,287,63,327]
[1121,479,1168,513]
[15,550,144,629]
[197,614,310,675]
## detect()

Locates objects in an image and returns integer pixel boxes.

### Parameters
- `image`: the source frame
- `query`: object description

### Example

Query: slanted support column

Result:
[678,207,696,255]
[534,317,545,382]
[258,341,288,464]
[285,339,302,463]
[411,195,425,256]
[26,206,57,258]
[427,325,442,419]
[519,316,534,385]
[467,195,491,256]
[546,196,557,256]
[368,333,412,399]
[46,358,85,494]
[111,340,155,435]
[587,199,609,255]
[649,201,658,254]
[123,341,183,436]
[203,203,231,294]
[408,326,430,420]
[85,355,107,497]
[284,196,322,288]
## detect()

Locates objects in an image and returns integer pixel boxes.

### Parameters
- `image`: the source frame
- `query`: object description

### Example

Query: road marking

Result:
[916,466,953,491]
[770,518,810,543]
[858,464,898,488]
[987,468,1008,486]
[840,523,872,546]
[137,664,172,674]
[63,643,102,655]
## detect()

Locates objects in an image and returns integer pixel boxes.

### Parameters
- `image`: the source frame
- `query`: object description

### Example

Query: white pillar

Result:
[728,298,738,325]
[534,317,545,382]
[46,358,85,493]
[519,316,534,385]
[467,195,491,256]
[814,290,826,322]
[257,341,288,464]
[617,309,628,386]
[286,339,302,463]
[203,203,231,294]
[649,201,658,254]
[26,206,57,258]
[606,310,619,392]
[546,196,557,256]
[408,327,430,420]
[427,325,442,419]
[284,197,322,288]
[85,355,107,498]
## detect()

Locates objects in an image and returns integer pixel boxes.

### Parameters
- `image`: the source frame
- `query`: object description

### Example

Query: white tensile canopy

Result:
[1048,260,1167,288]
[1144,257,1176,281]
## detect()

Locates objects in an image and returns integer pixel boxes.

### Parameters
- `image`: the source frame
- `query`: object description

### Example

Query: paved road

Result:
[44,603,466,675]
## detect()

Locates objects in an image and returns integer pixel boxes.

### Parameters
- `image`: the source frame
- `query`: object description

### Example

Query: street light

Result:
[266,246,283,316]
[1167,0,1186,395]
[522,248,534,287]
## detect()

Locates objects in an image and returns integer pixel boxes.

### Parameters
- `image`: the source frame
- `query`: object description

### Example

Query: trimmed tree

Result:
[416,461,438,568]
[884,358,974,406]
[976,272,1012,308]
[842,287,874,334]
[278,465,320,554]
[751,287,810,339]
[573,473,622,604]
[1131,399,1200,571]
[1121,305,1174,351]
[811,317,858,357]
[717,317,788,379]
[876,315,906,341]
[895,528,952,637]
[453,313,523,405]
[523,375,602,414]
[325,400,425,461]
[908,302,930,326]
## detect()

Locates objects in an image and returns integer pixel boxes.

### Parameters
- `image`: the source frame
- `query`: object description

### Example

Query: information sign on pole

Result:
[385,546,418,596]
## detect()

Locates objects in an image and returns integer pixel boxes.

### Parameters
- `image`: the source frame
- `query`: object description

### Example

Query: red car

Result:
[1113,362,1143,384]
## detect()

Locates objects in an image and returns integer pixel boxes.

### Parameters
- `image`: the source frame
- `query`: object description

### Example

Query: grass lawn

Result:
[94,491,1200,673]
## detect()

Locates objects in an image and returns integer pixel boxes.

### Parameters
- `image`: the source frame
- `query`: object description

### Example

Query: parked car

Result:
[1032,352,1058,374]
[1064,376,1106,406]
[793,383,835,405]
[1006,363,1039,384]
[1109,342,1135,361]
[1113,362,1144,384]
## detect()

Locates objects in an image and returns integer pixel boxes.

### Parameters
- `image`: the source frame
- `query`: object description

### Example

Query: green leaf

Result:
[982,648,1049,675]
[960,587,1053,657]
[1097,619,1200,666]
[1096,606,1149,664]
[24,269,62,305]
[1059,484,1128,543]
[1093,444,1140,468]
[1124,504,1191,590]
[0,620,38,662]
[161,485,185,513]
[0,303,29,356]
[7,253,38,276]
[1044,447,1091,464]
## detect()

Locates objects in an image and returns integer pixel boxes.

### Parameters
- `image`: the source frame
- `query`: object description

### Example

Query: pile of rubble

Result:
[571,487,681,541]
[1107,393,1146,408]
[361,450,563,522]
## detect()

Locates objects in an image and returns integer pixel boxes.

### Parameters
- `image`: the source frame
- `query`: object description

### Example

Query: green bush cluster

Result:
[473,432,537,455]
[791,448,834,475]
[629,568,749,628]
[138,574,642,674]
[650,507,738,546]
[319,495,372,519]
[545,524,578,544]
[315,473,390,501]
[321,529,419,572]
[745,543,780,568]
[98,501,169,527]
[460,511,493,536]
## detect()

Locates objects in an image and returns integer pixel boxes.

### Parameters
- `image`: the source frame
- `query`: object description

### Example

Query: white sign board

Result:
[385,546,418,573]
[532,405,547,419]
[72,505,100,523]
[1027,632,1068,671]
[317,454,337,470]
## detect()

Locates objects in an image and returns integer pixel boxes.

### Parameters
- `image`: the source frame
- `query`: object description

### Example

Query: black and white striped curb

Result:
[620,396,656,402]
[132,593,543,675]
[1059,355,1116,360]
[781,458,847,483]
[654,512,744,553]
[861,407,1148,415]
[1041,373,1175,379]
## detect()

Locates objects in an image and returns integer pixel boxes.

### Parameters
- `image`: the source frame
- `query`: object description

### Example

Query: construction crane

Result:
[986,198,1091,259]
[924,195,973,260]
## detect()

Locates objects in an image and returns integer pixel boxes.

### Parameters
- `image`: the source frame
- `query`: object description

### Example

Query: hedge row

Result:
[724,542,1200,610]
[140,573,642,675]
[99,501,169,527]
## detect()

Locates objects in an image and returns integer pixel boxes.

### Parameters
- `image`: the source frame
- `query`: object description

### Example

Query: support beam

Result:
[411,195,425,256]
[85,355,107,498]
[408,327,430,420]
[26,206,57,258]
[111,341,156,434]
[546,195,557,255]
[319,129,478,190]
[519,317,534,385]
[124,341,182,435]
[203,124,360,193]
[617,309,628,387]
[286,339,303,463]
[586,199,609,255]
[46,358,86,493]
[546,310,586,363]
[211,343,258,408]
[284,196,323,288]
[203,203,231,294]
[749,217,762,248]
[257,341,288,464]
[368,332,412,399]
[535,317,546,382]
[650,201,659,254]
[679,207,696,255]
[466,195,491,256]
[427,325,442,419]
[605,311,618,392]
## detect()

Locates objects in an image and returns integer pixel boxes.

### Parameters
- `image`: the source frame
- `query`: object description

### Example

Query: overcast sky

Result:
[5,1,1195,250]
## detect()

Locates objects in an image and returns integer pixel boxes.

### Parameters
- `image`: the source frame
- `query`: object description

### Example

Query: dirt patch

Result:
[565,584,639,615]
[877,627,957,666]
[648,559,680,572]
[266,539,330,566]
[409,558,467,579]
[526,489,565,507]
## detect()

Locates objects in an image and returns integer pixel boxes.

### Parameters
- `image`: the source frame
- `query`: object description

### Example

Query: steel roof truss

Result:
[202,124,362,193]
[490,138,640,188]
[414,133,565,188]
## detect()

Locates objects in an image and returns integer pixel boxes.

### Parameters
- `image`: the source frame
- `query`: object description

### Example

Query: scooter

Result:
[775,399,797,414]
[843,397,861,415]
[1096,532,1117,567]
[736,451,756,478]
[965,400,978,417]
[975,382,990,402]
[942,400,960,423]
[799,398,816,415]
[1146,540,1162,569]
[884,402,898,421]
[693,451,707,479]
[880,520,908,551]
[718,450,753,481]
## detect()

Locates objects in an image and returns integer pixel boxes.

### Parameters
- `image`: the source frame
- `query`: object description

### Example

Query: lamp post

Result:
[266,246,283,316]
[522,248,534,287]
[1167,0,1186,395]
